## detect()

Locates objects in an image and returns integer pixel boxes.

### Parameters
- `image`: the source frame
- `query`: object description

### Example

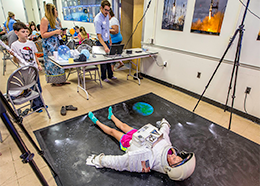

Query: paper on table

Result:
[92,46,106,55]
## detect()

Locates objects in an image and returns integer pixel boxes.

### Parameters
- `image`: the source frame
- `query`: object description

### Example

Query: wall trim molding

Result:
[142,43,260,71]
[141,73,260,124]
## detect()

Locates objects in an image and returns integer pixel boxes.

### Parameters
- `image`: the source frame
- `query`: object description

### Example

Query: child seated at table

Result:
[73,26,80,39]
[60,28,68,45]
[78,26,89,45]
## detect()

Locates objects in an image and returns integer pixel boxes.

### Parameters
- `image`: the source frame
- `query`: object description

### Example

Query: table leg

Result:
[77,67,89,100]
[0,130,3,143]
[127,59,141,85]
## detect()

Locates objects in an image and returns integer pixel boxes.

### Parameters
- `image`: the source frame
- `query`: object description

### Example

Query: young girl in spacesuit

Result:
[87,107,196,181]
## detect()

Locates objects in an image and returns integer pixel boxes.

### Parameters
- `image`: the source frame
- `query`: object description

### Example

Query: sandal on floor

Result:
[21,108,30,116]
[66,105,77,111]
[51,83,64,87]
[61,82,71,85]
[117,63,124,69]
[60,106,67,115]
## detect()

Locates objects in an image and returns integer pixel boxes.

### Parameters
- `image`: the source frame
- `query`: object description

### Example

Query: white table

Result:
[49,48,158,99]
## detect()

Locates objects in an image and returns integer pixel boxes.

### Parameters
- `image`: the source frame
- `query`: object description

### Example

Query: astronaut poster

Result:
[162,0,188,31]
[191,0,228,35]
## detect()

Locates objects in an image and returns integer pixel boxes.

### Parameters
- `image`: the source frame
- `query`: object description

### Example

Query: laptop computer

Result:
[109,44,124,55]
[92,44,124,56]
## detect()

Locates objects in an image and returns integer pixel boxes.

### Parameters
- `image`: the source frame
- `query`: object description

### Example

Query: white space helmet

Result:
[163,149,196,181]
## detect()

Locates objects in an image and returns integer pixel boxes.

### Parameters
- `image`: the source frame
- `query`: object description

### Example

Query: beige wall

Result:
[121,0,133,48]
[132,0,144,48]
[121,0,144,49]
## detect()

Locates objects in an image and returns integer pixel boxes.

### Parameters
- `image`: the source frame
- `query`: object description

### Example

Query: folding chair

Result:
[6,65,50,119]
[81,39,96,52]
[66,39,76,50]
[77,65,102,88]
[77,43,92,53]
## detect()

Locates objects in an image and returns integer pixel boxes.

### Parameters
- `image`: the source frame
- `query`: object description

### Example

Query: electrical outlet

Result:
[245,87,251,94]
[197,72,201,78]
[163,61,167,67]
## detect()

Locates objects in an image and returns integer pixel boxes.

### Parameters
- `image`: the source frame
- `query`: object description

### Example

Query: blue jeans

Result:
[96,41,113,80]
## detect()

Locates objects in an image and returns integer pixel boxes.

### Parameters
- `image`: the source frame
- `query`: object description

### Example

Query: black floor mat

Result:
[34,93,260,186]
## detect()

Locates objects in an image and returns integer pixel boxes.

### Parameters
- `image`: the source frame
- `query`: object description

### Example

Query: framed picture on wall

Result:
[257,30,260,40]
[161,0,188,31]
[191,0,228,35]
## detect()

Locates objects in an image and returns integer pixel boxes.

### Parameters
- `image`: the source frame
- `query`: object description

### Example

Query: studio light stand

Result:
[0,91,62,185]
[193,0,250,130]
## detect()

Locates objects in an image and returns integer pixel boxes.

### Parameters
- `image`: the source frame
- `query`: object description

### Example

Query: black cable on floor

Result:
[244,93,248,114]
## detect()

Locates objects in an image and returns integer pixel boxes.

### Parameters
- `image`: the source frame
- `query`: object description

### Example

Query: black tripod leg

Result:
[193,28,240,112]
[228,29,244,130]
[228,64,239,130]
[17,123,58,177]
[224,56,238,111]
[0,91,63,185]
[0,112,48,186]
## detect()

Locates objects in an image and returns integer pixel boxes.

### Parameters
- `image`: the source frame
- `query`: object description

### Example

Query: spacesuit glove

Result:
[86,153,104,168]
[156,118,170,128]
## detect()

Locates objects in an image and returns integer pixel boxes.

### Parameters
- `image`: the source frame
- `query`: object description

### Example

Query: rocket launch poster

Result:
[191,0,228,35]
[162,0,188,31]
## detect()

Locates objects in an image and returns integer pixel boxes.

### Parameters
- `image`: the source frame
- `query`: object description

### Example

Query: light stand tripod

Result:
[0,91,62,185]
[193,0,250,130]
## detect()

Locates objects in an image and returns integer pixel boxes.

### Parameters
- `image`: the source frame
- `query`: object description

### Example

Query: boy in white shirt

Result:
[10,22,46,113]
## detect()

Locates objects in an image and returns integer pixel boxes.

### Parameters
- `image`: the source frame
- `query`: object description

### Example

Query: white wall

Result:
[142,0,260,118]
[1,0,27,23]
[0,0,6,26]
[39,0,53,20]
[24,0,36,23]
[31,0,41,24]
[0,0,41,26]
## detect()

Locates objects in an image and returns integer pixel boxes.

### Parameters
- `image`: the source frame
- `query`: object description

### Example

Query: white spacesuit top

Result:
[100,120,172,173]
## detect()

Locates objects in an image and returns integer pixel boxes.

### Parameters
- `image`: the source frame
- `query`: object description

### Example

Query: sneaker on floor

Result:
[103,79,109,82]
[110,76,117,80]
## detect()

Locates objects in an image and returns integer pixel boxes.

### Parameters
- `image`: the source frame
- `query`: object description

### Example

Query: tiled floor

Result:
[0,54,259,186]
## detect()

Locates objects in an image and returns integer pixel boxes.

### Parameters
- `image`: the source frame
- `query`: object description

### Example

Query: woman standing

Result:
[109,9,123,70]
[4,12,16,33]
[78,26,89,44]
[40,3,69,86]
[109,9,122,44]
